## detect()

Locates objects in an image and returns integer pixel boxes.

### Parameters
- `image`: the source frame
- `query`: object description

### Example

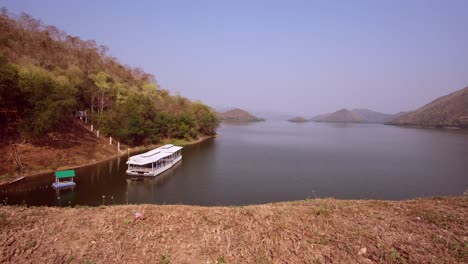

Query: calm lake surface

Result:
[2,121,468,206]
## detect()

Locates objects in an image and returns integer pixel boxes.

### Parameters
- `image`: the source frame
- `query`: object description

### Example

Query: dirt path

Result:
[0,197,466,263]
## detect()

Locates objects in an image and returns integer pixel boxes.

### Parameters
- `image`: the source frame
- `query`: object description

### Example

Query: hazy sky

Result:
[4,0,468,115]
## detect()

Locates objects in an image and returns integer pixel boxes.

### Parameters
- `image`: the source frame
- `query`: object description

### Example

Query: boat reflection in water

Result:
[126,161,182,203]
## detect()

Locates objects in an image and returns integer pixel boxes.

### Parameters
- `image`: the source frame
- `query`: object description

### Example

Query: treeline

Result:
[0,8,218,145]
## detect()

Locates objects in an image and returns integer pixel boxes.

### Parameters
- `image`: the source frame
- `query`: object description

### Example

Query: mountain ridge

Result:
[311,108,408,124]
[217,108,265,122]
[315,109,366,123]
[387,86,468,128]
[352,108,396,123]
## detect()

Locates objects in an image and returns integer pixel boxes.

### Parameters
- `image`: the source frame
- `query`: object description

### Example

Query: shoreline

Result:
[384,123,468,130]
[0,135,215,186]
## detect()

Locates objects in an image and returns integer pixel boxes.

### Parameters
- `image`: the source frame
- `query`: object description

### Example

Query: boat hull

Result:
[126,156,182,176]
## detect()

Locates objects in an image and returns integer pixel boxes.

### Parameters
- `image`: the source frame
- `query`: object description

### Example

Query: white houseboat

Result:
[126,144,183,176]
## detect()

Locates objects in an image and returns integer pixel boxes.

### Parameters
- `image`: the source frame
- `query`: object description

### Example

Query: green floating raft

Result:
[52,170,76,189]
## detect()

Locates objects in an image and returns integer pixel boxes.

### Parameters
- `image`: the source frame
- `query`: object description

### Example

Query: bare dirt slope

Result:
[0,197,466,263]
[0,120,120,183]
[388,86,468,128]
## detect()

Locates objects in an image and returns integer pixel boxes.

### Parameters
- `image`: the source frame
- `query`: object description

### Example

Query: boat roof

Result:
[126,144,183,165]
[55,169,75,179]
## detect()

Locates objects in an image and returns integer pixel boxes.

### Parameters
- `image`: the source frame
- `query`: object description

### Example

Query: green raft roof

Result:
[55,170,75,179]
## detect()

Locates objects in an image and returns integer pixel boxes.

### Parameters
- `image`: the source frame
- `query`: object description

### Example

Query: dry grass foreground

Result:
[0,197,467,263]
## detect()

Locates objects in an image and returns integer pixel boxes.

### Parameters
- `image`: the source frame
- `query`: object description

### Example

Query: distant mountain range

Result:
[251,111,294,121]
[387,86,468,128]
[288,117,308,123]
[216,108,265,122]
[314,109,366,123]
[351,109,399,123]
[215,86,468,128]
[311,108,402,123]
[310,112,332,121]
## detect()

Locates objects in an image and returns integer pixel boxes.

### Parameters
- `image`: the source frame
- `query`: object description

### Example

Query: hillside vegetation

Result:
[0,9,219,146]
[388,86,468,128]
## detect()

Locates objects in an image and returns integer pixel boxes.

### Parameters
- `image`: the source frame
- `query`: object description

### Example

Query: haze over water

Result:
[2,122,467,206]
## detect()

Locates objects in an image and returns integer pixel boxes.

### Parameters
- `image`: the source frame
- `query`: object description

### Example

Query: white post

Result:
[90,124,93,131]
[97,130,99,138]
[117,142,120,151]
[109,137,112,145]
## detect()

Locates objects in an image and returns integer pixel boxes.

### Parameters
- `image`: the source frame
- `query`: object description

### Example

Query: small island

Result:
[217,108,265,123]
[314,109,365,123]
[288,116,308,123]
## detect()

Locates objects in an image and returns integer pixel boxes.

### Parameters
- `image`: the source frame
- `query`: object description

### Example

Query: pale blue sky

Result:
[3,0,468,115]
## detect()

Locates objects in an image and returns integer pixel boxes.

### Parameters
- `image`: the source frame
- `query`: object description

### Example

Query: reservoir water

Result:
[1,121,468,206]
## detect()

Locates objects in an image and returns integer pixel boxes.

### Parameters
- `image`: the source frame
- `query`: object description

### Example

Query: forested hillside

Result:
[0,8,218,146]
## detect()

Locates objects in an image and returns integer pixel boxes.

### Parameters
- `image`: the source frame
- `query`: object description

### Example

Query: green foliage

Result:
[101,91,219,146]
[159,255,170,264]
[89,72,112,91]
[192,101,219,136]
[216,256,226,264]
[389,248,407,264]
[17,64,77,136]
[66,256,75,264]
[24,240,37,249]
[1,54,80,138]
[0,54,21,109]
[0,10,219,142]
[114,82,127,105]
[450,242,468,261]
